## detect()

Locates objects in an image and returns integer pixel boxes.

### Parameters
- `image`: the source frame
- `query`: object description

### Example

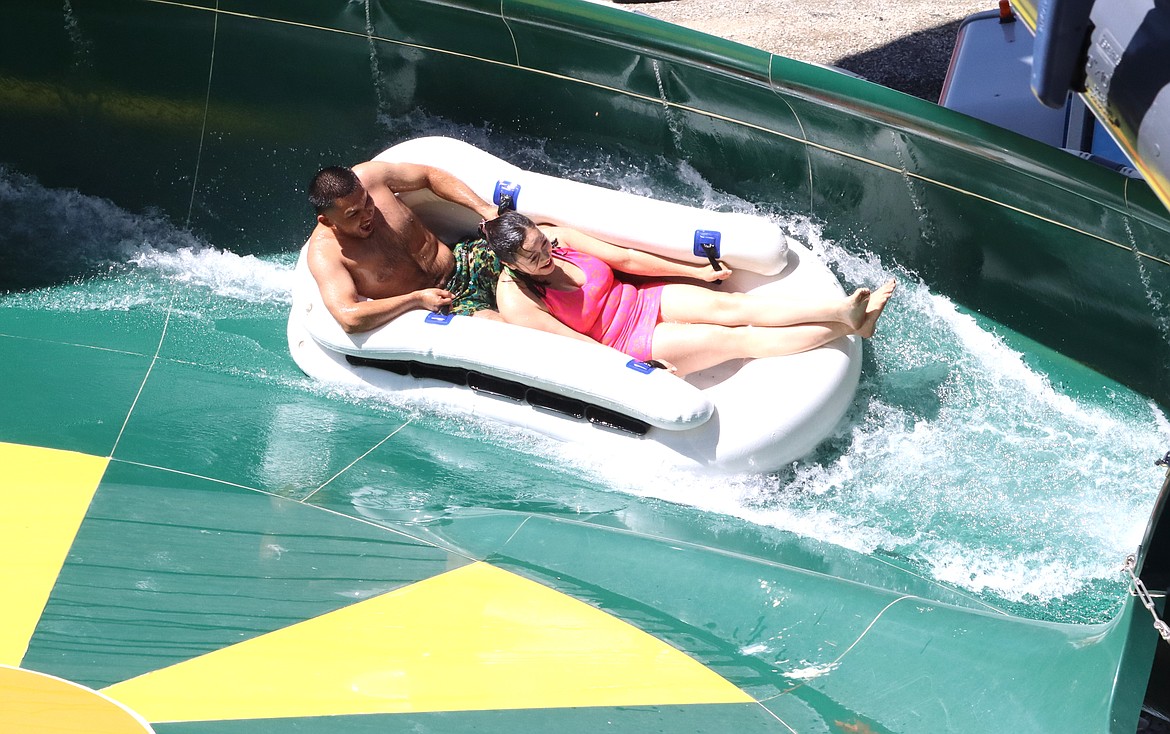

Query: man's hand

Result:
[415,287,455,312]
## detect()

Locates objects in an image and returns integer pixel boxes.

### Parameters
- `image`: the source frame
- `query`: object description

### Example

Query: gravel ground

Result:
[610,0,997,101]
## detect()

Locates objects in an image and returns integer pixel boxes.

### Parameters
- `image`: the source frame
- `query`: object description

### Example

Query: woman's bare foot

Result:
[857,279,896,338]
[843,287,871,330]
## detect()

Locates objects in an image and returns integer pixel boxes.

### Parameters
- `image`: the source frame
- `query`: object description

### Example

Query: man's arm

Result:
[307,236,452,333]
[355,161,497,221]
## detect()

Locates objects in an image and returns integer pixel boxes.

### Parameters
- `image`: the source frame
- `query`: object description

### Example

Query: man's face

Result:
[323,184,376,239]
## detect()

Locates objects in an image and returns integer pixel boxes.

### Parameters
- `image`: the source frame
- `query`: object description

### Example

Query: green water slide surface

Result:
[2,1,1169,732]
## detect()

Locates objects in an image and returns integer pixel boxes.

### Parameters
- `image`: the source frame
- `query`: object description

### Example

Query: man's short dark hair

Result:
[308,166,360,214]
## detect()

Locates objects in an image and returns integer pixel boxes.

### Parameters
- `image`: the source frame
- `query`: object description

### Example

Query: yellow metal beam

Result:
[105,561,752,722]
[0,443,108,666]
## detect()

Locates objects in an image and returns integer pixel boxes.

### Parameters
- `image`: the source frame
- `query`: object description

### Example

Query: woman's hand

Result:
[647,359,678,374]
[697,262,733,283]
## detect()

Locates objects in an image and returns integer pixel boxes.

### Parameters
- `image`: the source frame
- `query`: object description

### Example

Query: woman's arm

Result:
[548,226,731,283]
[495,273,599,344]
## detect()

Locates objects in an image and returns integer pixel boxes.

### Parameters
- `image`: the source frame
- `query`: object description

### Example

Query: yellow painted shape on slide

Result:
[105,561,753,722]
[0,443,108,666]
[0,665,153,733]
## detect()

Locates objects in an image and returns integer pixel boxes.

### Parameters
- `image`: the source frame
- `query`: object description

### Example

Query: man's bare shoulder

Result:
[306,229,356,296]
[352,160,402,188]
[306,224,343,266]
[353,159,430,195]
[350,159,381,177]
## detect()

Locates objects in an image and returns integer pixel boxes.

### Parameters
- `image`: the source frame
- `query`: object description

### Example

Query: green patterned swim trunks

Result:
[445,236,503,316]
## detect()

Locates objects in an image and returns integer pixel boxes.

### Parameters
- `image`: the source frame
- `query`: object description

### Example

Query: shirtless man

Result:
[306,162,503,333]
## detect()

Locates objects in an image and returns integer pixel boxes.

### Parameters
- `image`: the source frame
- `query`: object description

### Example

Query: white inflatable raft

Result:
[287,137,861,472]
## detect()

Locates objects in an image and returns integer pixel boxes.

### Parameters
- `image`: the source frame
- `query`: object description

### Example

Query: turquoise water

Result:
[2,124,1166,625]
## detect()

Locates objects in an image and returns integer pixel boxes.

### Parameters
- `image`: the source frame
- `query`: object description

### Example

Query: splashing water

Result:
[650,59,686,153]
[363,0,389,122]
[62,0,92,69]
[1123,215,1170,362]
[889,130,937,248]
[0,166,210,293]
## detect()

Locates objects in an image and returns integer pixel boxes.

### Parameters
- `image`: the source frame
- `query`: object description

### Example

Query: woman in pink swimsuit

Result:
[482,212,894,377]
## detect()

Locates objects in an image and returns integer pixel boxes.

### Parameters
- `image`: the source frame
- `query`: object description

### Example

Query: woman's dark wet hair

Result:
[481,210,547,296]
[480,210,534,263]
[308,166,360,214]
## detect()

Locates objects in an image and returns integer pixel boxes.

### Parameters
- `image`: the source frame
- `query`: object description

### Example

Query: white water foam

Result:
[423,187,1166,611]
[0,166,295,310]
[128,246,295,306]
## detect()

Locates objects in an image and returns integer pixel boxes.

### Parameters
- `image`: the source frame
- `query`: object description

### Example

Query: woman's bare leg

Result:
[658,283,871,329]
[649,279,896,375]
[651,321,853,376]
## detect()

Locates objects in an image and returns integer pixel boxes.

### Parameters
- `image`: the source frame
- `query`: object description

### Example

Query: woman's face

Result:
[512,228,557,276]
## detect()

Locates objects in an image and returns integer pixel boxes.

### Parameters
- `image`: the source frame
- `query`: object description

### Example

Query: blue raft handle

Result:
[425,311,454,325]
[494,180,521,211]
[626,359,670,374]
[693,229,722,271]
[626,359,655,374]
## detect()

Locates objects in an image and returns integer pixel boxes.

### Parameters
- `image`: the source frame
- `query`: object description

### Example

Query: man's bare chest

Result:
[346,237,426,289]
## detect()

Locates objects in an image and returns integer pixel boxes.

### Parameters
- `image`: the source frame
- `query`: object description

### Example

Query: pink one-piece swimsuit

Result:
[540,247,664,362]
